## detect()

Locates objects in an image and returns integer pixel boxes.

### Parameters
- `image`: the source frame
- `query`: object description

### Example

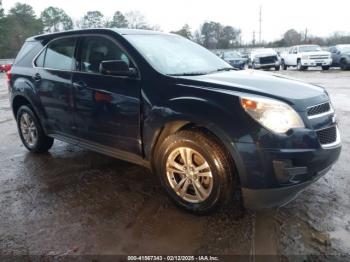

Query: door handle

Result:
[33,73,41,82]
[73,81,88,90]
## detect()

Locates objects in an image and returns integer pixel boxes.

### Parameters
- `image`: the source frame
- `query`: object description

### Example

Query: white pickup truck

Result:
[281,45,332,71]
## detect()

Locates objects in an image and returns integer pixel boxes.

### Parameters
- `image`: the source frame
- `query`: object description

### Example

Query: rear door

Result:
[71,35,142,155]
[33,37,77,136]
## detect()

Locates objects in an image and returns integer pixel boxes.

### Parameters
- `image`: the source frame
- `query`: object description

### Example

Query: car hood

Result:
[178,70,329,111]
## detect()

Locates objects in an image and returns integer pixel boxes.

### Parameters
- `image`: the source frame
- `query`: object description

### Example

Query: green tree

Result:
[217,26,241,48]
[41,7,73,33]
[171,24,192,39]
[283,29,302,46]
[125,11,151,29]
[0,3,43,58]
[106,11,128,28]
[80,11,104,29]
[200,21,223,49]
[0,0,4,18]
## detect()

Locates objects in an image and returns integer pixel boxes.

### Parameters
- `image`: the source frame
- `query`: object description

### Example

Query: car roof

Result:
[27,28,167,42]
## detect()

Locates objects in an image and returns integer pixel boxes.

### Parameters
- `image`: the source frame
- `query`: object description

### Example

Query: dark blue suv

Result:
[8,29,341,213]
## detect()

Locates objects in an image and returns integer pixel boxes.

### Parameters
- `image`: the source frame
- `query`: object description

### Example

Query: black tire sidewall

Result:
[156,133,231,213]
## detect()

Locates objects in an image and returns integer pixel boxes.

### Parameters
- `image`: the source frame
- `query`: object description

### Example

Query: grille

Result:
[259,56,277,64]
[309,55,329,60]
[316,126,337,145]
[307,102,331,117]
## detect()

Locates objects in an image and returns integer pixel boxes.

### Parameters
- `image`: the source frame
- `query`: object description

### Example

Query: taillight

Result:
[6,69,11,81]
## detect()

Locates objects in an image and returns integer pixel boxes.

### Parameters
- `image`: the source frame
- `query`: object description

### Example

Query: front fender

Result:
[142,95,250,185]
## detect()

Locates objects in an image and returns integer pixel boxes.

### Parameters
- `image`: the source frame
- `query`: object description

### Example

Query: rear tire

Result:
[154,130,236,214]
[16,105,54,153]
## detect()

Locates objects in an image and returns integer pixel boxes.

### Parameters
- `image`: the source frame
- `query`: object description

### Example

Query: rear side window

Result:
[44,38,76,71]
[14,41,44,67]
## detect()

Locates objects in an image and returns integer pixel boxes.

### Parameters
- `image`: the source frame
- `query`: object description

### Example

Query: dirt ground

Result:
[0,69,349,260]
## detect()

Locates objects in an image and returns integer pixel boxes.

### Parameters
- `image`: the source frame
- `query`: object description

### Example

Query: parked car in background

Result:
[0,63,12,72]
[281,45,332,71]
[9,29,341,213]
[220,51,246,70]
[248,48,280,70]
[329,44,350,70]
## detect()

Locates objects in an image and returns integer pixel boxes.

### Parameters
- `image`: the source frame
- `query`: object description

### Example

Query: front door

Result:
[72,35,142,155]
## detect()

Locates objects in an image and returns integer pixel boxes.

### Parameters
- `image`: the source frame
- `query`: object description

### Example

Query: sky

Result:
[2,0,350,43]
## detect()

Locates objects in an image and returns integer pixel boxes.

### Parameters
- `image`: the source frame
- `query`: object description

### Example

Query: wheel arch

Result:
[148,119,246,188]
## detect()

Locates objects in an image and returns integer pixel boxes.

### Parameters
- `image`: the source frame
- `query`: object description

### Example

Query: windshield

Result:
[224,51,241,59]
[299,45,322,52]
[125,34,231,75]
[338,45,350,53]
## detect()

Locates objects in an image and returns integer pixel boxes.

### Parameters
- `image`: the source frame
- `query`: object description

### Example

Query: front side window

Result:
[44,38,76,71]
[80,36,130,74]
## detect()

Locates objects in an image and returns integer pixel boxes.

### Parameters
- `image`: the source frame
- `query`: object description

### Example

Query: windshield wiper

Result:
[212,67,238,73]
[168,71,210,76]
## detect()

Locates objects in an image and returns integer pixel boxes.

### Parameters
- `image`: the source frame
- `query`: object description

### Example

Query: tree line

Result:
[0,1,349,58]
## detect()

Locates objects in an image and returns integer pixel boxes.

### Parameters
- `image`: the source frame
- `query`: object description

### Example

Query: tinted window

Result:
[35,50,46,67]
[44,38,76,70]
[14,41,44,67]
[80,36,130,74]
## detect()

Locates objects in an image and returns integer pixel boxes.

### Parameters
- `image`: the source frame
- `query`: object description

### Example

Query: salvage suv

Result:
[281,45,332,71]
[9,29,341,213]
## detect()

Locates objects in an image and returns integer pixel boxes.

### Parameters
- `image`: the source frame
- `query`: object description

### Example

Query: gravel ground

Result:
[0,69,349,260]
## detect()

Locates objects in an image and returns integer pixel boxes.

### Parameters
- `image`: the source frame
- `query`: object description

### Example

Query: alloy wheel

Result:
[20,112,38,147]
[166,147,213,203]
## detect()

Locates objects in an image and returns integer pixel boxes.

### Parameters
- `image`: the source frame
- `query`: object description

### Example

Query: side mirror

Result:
[99,60,137,77]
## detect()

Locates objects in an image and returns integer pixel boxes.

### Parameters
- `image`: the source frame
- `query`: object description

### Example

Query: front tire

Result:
[340,60,348,70]
[275,65,280,71]
[322,66,330,70]
[297,60,304,71]
[155,130,236,214]
[281,60,287,70]
[16,105,54,153]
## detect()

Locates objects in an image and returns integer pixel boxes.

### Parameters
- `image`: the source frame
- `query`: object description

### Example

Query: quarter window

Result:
[44,38,76,71]
[80,36,130,74]
[35,50,45,67]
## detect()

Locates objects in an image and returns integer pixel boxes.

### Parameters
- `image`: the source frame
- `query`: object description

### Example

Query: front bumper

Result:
[254,62,280,69]
[236,142,341,209]
[301,58,332,67]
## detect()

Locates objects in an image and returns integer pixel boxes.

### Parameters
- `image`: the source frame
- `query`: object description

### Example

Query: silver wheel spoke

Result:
[197,172,212,178]
[179,179,190,197]
[167,167,186,174]
[193,180,209,200]
[169,159,185,172]
[174,177,187,192]
[194,162,209,173]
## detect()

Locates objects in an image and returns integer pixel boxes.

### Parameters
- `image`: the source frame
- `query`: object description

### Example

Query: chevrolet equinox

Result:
[8,29,341,213]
